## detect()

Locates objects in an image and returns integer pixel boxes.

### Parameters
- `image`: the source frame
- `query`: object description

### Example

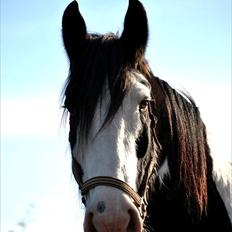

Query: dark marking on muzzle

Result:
[97,201,106,214]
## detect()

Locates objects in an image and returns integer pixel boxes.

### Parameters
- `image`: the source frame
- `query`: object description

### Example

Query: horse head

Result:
[62,0,158,231]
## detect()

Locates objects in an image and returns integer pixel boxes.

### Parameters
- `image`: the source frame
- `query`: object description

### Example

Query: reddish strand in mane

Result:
[148,77,211,218]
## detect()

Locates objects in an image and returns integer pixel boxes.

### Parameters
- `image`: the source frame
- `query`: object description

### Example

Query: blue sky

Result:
[1,0,231,231]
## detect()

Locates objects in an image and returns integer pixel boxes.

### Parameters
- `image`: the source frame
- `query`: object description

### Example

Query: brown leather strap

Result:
[80,176,150,219]
[81,176,142,207]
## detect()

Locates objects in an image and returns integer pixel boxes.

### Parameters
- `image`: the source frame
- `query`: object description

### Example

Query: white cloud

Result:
[1,186,85,232]
[182,81,231,162]
[26,192,85,232]
[1,95,65,138]
[1,224,22,232]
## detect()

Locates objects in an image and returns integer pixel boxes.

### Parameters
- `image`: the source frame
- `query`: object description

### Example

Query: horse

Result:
[61,0,232,231]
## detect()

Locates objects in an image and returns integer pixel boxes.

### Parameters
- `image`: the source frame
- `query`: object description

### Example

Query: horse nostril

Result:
[127,209,143,232]
[84,212,97,232]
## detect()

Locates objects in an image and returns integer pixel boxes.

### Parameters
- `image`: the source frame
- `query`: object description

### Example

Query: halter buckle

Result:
[138,196,148,220]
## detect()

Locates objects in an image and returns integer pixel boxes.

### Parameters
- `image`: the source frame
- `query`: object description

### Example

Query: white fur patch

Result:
[158,158,170,182]
[73,72,152,198]
[213,160,232,222]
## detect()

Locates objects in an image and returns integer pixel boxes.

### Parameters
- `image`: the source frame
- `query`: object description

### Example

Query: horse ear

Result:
[62,1,87,59]
[121,0,148,63]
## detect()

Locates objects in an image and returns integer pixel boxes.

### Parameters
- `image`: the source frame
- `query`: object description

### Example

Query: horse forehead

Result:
[126,72,151,100]
[130,71,150,87]
[98,71,150,106]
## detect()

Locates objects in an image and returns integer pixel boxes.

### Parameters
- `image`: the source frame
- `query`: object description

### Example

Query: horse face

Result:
[75,73,152,231]
[62,1,151,231]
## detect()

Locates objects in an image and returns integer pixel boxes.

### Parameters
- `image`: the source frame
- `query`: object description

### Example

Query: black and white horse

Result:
[61,1,232,231]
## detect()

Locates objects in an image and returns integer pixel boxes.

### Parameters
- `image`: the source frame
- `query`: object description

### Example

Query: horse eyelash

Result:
[139,98,155,109]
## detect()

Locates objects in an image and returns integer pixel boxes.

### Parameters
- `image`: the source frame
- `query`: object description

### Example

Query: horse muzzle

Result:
[83,185,143,232]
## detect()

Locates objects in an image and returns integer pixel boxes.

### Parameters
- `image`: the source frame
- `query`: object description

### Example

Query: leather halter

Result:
[71,104,159,220]
[72,156,156,220]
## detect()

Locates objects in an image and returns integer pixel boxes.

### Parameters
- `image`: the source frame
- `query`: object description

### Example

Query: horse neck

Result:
[147,76,213,219]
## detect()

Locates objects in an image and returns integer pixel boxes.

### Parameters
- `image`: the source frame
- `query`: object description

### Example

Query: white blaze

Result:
[73,72,152,204]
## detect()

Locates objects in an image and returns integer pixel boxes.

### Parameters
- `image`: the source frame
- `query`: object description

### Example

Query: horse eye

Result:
[139,99,150,111]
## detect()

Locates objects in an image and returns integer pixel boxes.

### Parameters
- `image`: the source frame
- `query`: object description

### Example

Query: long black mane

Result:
[63,34,133,146]
[145,77,231,230]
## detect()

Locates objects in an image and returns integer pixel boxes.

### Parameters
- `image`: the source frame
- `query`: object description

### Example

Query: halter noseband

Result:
[72,155,156,220]
[82,176,146,218]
